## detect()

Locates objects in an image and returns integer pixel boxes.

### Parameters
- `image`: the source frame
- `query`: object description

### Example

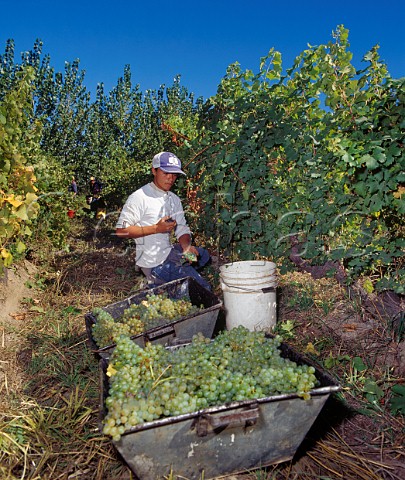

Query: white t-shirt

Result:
[115,182,191,268]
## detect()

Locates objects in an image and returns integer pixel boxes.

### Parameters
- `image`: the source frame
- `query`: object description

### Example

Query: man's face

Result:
[152,168,178,192]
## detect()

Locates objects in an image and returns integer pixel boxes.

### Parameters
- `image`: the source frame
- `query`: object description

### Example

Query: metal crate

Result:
[99,337,340,479]
[85,276,222,358]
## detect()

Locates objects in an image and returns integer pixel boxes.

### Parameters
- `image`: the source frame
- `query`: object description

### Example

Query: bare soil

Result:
[0,261,38,326]
[1,218,404,479]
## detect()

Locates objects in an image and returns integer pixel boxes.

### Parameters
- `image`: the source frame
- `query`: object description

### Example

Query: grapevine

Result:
[102,326,318,441]
[91,294,200,348]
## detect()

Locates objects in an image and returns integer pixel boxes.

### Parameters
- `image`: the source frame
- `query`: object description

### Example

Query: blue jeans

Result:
[148,245,211,291]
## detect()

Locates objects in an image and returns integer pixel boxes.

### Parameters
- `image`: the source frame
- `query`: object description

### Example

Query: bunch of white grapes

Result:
[102,326,318,441]
[91,294,200,348]
[91,308,132,348]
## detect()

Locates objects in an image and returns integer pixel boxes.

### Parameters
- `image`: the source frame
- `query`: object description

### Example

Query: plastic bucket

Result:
[220,261,277,332]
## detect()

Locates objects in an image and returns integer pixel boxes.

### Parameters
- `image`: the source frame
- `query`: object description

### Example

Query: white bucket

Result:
[219,260,277,332]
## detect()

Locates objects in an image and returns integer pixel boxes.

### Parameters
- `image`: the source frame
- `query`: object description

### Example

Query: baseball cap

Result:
[152,152,186,175]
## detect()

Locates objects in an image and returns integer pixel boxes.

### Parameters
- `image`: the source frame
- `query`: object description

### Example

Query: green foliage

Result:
[29,154,74,250]
[352,356,368,372]
[189,25,404,293]
[0,42,77,260]
[286,282,315,311]
[38,59,91,175]
[333,355,405,418]
[390,384,405,415]
[1,30,403,293]
[1,40,198,253]
[273,319,296,340]
[362,378,384,405]
[324,353,351,369]
[0,67,41,268]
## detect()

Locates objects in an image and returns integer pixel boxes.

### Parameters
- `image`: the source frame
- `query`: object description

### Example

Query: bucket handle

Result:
[221,282,276,293]
[262,286,276,293]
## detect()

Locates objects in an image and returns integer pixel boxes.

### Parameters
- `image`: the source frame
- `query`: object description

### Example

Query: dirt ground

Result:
[0,261,39,327]
[1,225,404,479]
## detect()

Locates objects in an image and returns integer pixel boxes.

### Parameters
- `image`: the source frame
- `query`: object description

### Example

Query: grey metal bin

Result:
[85,276,222,358]
[98,337,341,479]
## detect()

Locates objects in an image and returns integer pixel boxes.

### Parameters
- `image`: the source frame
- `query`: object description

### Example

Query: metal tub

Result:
[99,338,340,479]
[85,276,222,359]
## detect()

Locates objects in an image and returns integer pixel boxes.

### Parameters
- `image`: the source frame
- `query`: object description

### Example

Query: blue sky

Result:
[1,0,404,100]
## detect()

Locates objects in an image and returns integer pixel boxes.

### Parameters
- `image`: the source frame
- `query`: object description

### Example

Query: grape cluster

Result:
[91,294,200,348]
[91,308,132,348]
[102,327,318,441]
[183,251,197,263]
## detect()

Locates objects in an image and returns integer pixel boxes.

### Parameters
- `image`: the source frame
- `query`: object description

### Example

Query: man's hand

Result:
[182,245,199,263]
[156,216,177,233]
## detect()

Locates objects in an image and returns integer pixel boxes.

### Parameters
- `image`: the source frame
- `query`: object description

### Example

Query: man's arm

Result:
[116,217,176,239]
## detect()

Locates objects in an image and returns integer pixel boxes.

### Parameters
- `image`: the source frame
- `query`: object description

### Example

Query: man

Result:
[89,176,102,197]
[69,176,78,195]
[115,152,211,290]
